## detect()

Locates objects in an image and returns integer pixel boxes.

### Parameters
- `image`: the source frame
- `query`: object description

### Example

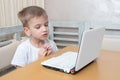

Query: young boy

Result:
[11,6,58,68]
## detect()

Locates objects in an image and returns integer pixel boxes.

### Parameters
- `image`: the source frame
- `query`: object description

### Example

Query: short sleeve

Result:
[11,44,28,67]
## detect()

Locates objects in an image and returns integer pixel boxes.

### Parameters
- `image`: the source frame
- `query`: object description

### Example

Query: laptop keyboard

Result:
[41,51,77,73]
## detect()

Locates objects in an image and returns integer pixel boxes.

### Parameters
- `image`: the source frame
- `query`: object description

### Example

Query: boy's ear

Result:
[24,27,31,36]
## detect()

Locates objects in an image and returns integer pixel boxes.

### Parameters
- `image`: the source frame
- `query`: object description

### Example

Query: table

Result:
[0,46,120,80]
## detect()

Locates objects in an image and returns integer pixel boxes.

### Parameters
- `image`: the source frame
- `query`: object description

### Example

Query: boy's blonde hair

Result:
[18,6,48,27]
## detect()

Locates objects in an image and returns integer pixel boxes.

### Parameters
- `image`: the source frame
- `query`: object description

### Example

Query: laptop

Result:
[41,27,105,74]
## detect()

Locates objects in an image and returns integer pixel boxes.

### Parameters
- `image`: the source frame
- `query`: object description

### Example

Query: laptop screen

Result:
[75,27,105,71]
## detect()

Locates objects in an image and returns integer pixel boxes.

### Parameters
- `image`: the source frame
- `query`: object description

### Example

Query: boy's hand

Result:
[38,47,48,57]
[38,44,52,57]
[43,44,52,56]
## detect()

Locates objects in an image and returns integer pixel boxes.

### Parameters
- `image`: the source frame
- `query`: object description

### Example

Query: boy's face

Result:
[24,16,49,41]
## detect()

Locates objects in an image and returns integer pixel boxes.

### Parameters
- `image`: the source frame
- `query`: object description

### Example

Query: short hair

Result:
[18,6,48,27]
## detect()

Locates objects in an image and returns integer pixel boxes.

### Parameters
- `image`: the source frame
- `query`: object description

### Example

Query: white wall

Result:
[45,0,120,23]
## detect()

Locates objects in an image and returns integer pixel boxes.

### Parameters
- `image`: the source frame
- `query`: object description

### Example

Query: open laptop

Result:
[41,27,105,74]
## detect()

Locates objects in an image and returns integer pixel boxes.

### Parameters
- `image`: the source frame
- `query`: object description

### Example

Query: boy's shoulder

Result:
[18,39,30,48]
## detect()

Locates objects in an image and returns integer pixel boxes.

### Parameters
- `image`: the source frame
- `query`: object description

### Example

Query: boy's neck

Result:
[30,38,45,48]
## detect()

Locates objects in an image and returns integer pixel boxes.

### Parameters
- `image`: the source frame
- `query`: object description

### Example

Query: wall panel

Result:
[0,0,44,27]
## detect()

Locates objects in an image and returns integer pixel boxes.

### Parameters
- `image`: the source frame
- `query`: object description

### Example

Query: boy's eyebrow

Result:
[34,21,49,27]
[33,24,42,28]
[34,21,49,26]
[45,21,49,24]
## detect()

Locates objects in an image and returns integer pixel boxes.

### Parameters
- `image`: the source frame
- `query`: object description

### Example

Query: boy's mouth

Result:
[42,33,48,37]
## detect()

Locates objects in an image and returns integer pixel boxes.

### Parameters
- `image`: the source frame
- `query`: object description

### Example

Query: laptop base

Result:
[42,60,96,74]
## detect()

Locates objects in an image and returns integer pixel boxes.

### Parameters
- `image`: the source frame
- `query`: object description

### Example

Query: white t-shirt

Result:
[11,39,58,67]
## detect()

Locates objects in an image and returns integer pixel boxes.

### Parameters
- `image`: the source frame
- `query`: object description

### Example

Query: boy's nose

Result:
[42,26,47,31]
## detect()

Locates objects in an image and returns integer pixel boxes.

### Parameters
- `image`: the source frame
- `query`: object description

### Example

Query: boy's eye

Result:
[35,25,41,29]
[45,24,48,27]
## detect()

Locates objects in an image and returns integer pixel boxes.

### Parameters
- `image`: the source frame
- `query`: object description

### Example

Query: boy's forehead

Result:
[28,16,48,26]
[30,16,48,22]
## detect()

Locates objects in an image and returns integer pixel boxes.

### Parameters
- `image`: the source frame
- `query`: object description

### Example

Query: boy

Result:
[11,6,58,68]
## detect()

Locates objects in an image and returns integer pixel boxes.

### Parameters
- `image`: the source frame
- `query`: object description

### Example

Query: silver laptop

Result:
[41,27,105,74]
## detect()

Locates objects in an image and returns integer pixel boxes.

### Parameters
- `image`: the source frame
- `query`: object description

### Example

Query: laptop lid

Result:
[75,27,105,71]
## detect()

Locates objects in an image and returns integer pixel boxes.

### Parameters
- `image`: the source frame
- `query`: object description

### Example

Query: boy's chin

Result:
[40,37,48,40]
